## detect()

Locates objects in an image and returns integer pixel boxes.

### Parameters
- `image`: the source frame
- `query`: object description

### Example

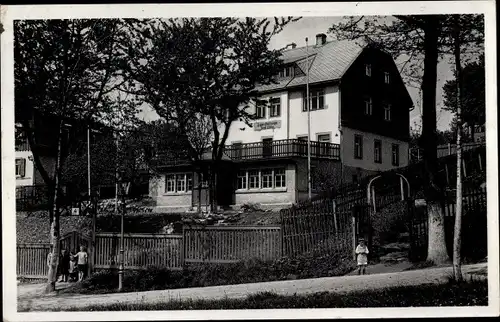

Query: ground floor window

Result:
[237,171,247,190]
[165,173,193,193]
[15,158,26,177]
[237,168,286,190]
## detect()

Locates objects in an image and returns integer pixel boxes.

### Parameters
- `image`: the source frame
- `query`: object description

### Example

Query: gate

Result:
[60,230,93,275]
[408,198,428,261]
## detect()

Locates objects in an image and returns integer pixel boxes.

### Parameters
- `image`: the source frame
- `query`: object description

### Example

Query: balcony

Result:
[226,139,340,161]
[152,139,341,168]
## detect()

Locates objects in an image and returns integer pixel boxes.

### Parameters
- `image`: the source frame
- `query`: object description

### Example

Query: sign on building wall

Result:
[254,120,282,131]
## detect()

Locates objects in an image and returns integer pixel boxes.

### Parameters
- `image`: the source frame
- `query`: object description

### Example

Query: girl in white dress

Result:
[355,238,369,275]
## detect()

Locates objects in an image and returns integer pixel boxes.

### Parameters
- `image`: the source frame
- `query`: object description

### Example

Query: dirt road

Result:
[17,263,487,311]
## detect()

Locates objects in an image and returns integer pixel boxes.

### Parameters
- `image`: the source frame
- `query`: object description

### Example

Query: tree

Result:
[123,17,299,210]
[14,19,139,292]
[328,14,483,264]
[451,15,464,281]
[443,56,485,142]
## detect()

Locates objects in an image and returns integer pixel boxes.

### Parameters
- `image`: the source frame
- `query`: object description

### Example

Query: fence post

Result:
[351,207,357,261]
[181,225,185,268]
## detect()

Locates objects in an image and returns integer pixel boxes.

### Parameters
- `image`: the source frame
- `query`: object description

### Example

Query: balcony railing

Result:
[152,139,341,167]
[226,139,340,161]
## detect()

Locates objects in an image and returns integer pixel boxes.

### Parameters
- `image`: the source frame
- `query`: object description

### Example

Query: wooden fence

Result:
[94,233,183,270]
[17,243,51,278]
[183,226,282,264]
[281,198,354,258]
[409,187,487,261]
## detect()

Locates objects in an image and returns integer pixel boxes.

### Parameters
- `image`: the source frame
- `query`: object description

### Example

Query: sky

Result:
[139,16,459,132]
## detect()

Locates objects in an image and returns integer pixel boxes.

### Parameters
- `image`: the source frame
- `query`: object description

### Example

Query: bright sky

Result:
[139,16,458,132]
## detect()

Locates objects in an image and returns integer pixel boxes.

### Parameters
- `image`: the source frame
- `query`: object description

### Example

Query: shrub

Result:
[371,201,409,246]
[64,246,355,295]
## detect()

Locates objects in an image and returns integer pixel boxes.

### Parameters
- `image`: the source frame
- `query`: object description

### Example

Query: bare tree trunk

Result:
[453,16,464,281]
[45,121,64,293]
[422,16,450,265]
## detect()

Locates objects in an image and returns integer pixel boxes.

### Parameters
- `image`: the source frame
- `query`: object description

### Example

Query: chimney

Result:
[316,33,327,46]
[291,42,297,49]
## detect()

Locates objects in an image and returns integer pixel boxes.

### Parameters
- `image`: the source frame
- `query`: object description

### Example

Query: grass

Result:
[49,279,488,311]
[59,246,356,295]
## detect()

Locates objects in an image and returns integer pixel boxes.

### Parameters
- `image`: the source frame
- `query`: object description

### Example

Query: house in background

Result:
[149,34,413,212]
[15,110,118,207]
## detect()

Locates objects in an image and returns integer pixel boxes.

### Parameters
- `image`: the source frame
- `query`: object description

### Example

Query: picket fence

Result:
[17,243,51,279]
[17,225,283,277]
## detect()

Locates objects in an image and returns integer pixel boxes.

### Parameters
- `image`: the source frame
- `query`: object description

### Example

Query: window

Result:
[15,158,26,177]
[392,144,400,166]
[165,173,193,193]
[354,135,363,159]
[384,72,390,84]
[237,168,286,190]
[303,89,325,111]
[317,134,331,156]
[269,97,281,117]
[166,174,176,193]
[249,170,260,189]
[365,64,372,77]
[279,65,294,78]
[237,171,248,190]
[317,134,331,143]
[384,103,392,121]
[352,174,358,184]
[374,140,382,163]
[274,169,286,188]
[261,169,274,188]
[176,175,186,192]
[255,101,266,119]
[364,97,373,115]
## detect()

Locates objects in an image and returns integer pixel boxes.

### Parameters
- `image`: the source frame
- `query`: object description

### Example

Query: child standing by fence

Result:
[74,246,88,282]
[356,238,369,275]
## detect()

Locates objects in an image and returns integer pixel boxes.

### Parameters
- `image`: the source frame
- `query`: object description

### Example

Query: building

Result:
[150,34,413,212]
[15,110,115,191]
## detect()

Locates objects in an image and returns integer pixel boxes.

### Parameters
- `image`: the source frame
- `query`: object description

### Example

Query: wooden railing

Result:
[409,142,485,164]
[153,139,341,167]
[225,139,340,161]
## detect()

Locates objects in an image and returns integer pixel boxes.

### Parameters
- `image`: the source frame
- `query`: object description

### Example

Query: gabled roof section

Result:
[257,39,366,93]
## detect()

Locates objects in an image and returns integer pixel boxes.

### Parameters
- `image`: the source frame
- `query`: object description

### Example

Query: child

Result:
[355,238,369,275]
[59,249,70,282]
[69,250,77,282]
[75,246,88,282]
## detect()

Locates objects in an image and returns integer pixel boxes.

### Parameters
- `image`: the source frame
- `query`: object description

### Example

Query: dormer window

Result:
[279,65,294,78]
[365,64,372,77]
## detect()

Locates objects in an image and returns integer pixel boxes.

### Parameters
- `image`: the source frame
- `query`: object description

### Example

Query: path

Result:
[17,263,487,311]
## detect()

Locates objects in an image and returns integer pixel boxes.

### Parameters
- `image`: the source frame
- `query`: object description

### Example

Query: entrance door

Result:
[262,138,273,158]
[192,172,210,209]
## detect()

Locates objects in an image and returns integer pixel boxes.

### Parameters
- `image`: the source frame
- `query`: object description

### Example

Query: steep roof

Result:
[257,39,366,93]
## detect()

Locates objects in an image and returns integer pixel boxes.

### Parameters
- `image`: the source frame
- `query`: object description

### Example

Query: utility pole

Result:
[306,37,312,200]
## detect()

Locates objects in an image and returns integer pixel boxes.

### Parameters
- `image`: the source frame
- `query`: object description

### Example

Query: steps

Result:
[377,232,411,264]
